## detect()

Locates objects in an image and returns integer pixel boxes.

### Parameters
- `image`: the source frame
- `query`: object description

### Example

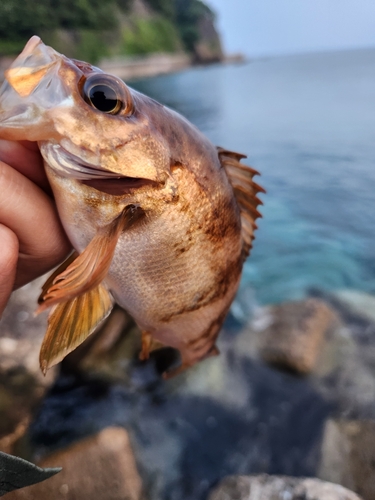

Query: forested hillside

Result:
[0,0,223,63]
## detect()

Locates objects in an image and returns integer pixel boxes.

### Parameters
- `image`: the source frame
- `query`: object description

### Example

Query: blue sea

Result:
[131,49,375,306]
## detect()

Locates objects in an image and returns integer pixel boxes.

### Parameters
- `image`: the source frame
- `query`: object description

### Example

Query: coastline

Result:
[97,52,193,81]
[0,52,246,84]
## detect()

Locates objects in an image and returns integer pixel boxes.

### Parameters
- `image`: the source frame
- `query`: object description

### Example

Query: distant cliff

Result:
[0,0,223,64]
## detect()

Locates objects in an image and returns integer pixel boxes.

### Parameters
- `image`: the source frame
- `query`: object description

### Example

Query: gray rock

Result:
[333,290,375,324]
[319,419,375,500]
[0,279,57,455]
[258,299,338,374]
[209,474,363,500]
[6,427,143,499]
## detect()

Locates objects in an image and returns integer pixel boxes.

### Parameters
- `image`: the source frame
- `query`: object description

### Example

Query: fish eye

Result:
[82,75,133,115]
[86,83,121,114]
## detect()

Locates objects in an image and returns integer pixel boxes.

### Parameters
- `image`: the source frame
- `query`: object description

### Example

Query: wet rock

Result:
[209,474,363,500]
[0,451,61,496]
[332,290,375,324]
[0,362,55,456]
[61,305,142,382]
[259,299,338,374]
[319,419,375,500]
[30,355,330,500]
[0,279,57,455]
[6,427,143,499]
[305,290,375,417]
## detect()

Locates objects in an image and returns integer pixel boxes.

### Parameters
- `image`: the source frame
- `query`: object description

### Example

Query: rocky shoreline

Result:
[0,52,245,86]
[1,278,375,499]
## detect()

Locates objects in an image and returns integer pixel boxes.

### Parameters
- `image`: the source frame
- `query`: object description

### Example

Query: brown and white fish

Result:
[0,36,264,377]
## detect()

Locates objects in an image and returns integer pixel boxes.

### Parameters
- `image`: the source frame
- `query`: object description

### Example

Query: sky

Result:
[205,0,375,57]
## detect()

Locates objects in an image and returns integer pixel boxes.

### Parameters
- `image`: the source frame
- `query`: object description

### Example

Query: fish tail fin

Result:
[39,283,113,374]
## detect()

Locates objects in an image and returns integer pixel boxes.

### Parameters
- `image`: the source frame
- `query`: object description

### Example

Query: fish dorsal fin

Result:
[39,284,113,374]
[218,147,265,259]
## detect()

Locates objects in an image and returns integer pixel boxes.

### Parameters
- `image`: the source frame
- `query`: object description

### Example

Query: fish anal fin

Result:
[139,331,166,361]
[39,283,113,374]
[218,147,265,259]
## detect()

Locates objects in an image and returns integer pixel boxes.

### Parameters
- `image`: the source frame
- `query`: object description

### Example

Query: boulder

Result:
[0,278,57,455]
[258,298,338,374]
[209,474,363,500]
[319,419,375,500]
[6,427,144,499]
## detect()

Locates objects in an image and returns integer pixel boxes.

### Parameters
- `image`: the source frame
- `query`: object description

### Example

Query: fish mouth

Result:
[82,177,155,196]
[42,143,156,195]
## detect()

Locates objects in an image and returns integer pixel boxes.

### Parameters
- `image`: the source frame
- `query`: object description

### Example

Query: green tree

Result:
[0,0,132,53]
[174,0,214,52]
[145,0,175,20]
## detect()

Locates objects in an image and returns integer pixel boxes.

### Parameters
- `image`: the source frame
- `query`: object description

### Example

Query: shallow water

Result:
[131,49,375,306]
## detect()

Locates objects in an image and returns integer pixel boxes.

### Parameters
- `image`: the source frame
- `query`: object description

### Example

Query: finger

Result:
[18,140,40,152]
[0,161,71,287]
[0,224,18,317]
[0,139,50,193]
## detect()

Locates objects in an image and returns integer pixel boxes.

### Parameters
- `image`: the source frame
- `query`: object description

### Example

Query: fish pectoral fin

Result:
[218,147,265,259]
[39,283,114,374]
[37,204,143,313]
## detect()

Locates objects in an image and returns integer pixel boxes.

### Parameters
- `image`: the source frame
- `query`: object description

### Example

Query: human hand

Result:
[0,140,71,316]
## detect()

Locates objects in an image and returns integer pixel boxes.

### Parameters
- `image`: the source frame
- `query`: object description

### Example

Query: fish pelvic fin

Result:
[218,147,265,259]
[38,251,79,304]
[39,283,113,374]
[37,204,144,373]
[37,204,143,313]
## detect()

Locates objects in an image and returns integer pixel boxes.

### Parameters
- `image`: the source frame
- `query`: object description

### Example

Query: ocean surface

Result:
[131,49,375,307]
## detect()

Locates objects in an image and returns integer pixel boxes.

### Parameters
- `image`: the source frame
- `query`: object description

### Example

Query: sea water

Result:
[131,49,375,306]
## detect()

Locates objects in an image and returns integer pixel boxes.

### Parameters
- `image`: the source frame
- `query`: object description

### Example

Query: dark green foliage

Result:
[122,17,181,55]
[144,0,216,53]
[0,0,131,54]
[50,0,118,30]
[116,0,133,12]
[0,0,217,58]
[0,0,52,43]
[145,0,175,20]
[175,0,214,52]
[0,451,61,496]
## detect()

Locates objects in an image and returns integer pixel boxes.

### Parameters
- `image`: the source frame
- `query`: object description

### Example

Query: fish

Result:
[0,36,264,377]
